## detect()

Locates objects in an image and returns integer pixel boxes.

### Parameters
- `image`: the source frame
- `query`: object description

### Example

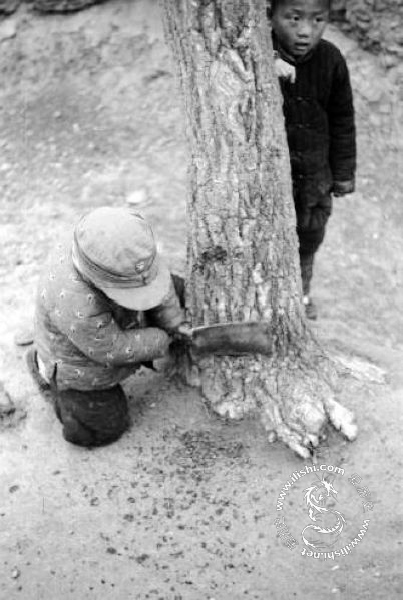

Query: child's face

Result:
[272,0,329,58]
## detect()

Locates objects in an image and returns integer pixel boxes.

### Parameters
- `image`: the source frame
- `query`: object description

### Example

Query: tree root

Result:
[182,347,358,459]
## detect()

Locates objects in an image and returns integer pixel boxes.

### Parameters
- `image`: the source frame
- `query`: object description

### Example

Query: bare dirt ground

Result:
[0,1,402,598]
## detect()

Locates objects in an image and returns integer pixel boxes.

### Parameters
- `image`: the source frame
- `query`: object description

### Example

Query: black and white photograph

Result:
[0,0,401,598]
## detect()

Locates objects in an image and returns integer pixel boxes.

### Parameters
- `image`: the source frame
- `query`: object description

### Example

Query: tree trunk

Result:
[162,0,357,458]
[33,0,106,12]
[0,0,20,14]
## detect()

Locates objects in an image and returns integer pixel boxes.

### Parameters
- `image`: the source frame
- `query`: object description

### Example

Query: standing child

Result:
[270,0,356,318]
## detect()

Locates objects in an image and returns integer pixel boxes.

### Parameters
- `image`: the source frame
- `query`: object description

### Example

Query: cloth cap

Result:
[72,207,171,311]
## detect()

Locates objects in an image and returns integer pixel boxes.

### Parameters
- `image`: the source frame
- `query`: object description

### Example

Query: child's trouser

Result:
[26,348,130,447]
[53,385,130,447]
[299,251,315,296]
[298,224,326,296]
[295,178,332,297]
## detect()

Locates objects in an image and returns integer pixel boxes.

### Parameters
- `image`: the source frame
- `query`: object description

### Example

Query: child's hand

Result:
[171,323,193,342]
[274,58,296,83]
[332,180,355,197]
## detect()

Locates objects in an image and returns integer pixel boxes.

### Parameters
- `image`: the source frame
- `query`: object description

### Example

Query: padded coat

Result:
[274,36,356,251]
[34,239,184,391]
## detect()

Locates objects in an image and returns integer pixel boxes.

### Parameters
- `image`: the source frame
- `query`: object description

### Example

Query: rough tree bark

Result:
[0,0,106,14]
[32,0,106,12]
[162,0,357,458]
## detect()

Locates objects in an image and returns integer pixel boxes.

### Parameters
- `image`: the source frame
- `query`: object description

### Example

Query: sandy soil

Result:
[0,1,402,598]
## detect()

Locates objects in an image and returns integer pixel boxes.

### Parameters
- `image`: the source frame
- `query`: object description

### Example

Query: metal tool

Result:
[186,321,273,357]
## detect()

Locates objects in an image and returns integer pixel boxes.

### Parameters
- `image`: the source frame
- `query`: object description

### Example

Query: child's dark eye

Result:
[284,11,300,22]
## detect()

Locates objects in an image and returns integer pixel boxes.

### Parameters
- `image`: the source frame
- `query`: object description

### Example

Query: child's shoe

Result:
[25,347,50,392]
[303,295,318,320]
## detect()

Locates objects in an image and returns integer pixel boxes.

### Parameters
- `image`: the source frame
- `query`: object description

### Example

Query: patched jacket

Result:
[274,36,356,195]
[34,239,184,391]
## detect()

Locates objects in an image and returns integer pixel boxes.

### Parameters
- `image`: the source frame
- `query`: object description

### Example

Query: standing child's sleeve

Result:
[328,54,356,195]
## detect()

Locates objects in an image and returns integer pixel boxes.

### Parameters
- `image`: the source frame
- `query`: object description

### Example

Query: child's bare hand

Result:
[275,58,296,83]
[332,180,355,197]
[171,323,193,342]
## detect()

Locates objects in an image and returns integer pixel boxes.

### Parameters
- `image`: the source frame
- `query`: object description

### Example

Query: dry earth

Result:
[0,1,402,599]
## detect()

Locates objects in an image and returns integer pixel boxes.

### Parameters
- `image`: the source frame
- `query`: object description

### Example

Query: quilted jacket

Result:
[34,239,184,391]
[274,35,356,231]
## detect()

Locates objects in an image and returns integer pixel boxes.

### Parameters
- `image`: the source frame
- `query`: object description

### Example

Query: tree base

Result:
[176,342,358,459]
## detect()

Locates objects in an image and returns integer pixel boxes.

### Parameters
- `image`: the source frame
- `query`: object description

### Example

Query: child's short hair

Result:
[269,0,331,17]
